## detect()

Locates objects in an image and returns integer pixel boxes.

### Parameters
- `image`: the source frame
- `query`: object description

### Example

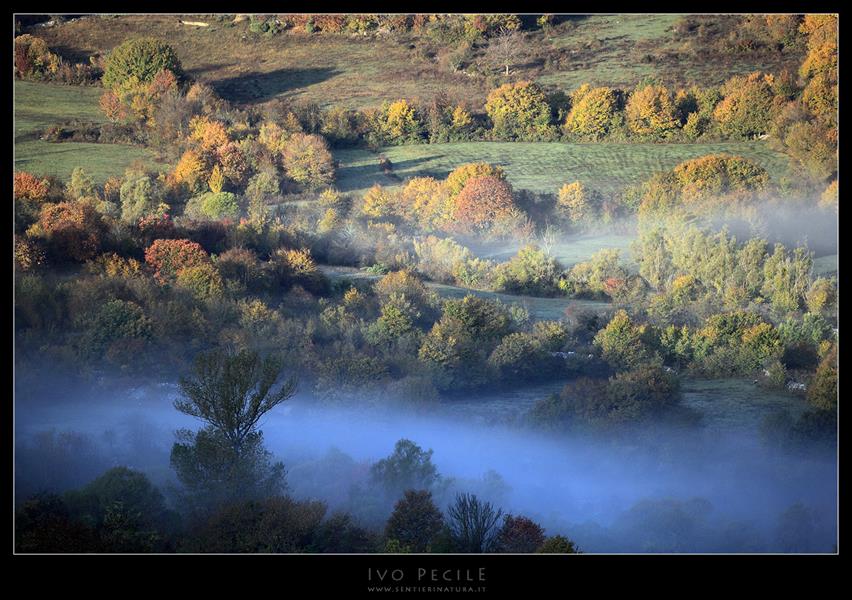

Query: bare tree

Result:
[447,493,504,552]
[486,28,526,76]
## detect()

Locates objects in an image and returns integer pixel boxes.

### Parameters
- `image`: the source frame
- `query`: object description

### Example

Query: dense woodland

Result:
[14,13,837,553]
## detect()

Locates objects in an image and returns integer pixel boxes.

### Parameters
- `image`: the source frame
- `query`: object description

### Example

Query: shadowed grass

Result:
[335,141,793,197]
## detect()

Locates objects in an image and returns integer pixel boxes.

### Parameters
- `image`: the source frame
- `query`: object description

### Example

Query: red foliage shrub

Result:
[144,238,209,283]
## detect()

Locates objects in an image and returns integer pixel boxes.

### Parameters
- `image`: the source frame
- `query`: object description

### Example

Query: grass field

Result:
[335,142,793,197]
[475,233,637,268]
[32,15,803,110]
[14,81,165,183]
[813,255,838,276]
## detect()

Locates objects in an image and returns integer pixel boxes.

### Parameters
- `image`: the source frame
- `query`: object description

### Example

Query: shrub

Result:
[562,249,628,299]
[14,172,50,202]
[186,191,241,221]
[557,181,601,225]
[564,86,618,140]
[173,150,208,193]
[28,201,105,263]
[493,244,561,296]
[807,345,837,411]
[175,263,225,300]
[14,34,60,79]
[488,332,549,381]
[450,176,518,236]
[485,81,553,140]
[102,37,182,90]
[445,163,506,197]
[120,171,167,223]
[144,238,209,283]
[626,85,679,137]
[188,116,229,155]
[376,99,424,144]
[593,309,657,370]
[536,535,578,553]
[782,120,837,182]
[398,177,451,227]
[281,133,336,188]
[713,73,776,138]
[80,299,153,358]
[361,184,398,219]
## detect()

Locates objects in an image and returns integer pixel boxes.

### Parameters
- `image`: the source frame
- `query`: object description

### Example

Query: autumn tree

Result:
[626,85,680,137]
[281,133,336,188]
[593,309,657,370]
[450,176,519,236]
[564,85,619,140]
[557,181,601,225]
[495,515,546,553]
[144,238,209,283]
[485,81,553,140]
[370,439,439,498]
[445,163,506,197]
[28,201,105,263]
[102,37,182,90]
[713,72,777,138]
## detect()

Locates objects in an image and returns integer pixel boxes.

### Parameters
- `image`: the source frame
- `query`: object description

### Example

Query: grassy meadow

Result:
[335,142,793,197]
[36,14,803,110]
[14,80,165,183]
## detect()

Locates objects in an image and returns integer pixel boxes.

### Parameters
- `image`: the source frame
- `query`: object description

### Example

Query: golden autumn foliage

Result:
[189,116,230,154]
[639,154,769,215]
[398,176,452,229]
[484,81,553,139]
[564,86,618,139]
[281,133,336,187]
[172,149,207,191]
[258,121,290,155]
[819,180,838,210]
[361,184,398,219]
[557,181,599,224]
[713,72,776,138]
[625,85,679,137]
[208,164,225,193]
[99,69,178,125]
[445,162,506,197]
[377,99,423,142]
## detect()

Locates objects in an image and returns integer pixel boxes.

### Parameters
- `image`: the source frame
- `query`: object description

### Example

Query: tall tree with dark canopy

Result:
[175,348,297,453]
[385,489,445,552]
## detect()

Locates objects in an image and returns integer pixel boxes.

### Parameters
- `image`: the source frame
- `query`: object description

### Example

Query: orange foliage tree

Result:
[29,201,105,262]
[144,238,210,283]
[450,176,518,235]
[14,172,50,202]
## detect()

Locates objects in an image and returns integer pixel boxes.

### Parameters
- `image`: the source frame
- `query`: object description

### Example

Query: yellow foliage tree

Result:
[564,86,618,140]
[361,184,398,219]
[208,164,225,193]
[173,149,207,191]
[445,162,506,197]
[625,85,679,137]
